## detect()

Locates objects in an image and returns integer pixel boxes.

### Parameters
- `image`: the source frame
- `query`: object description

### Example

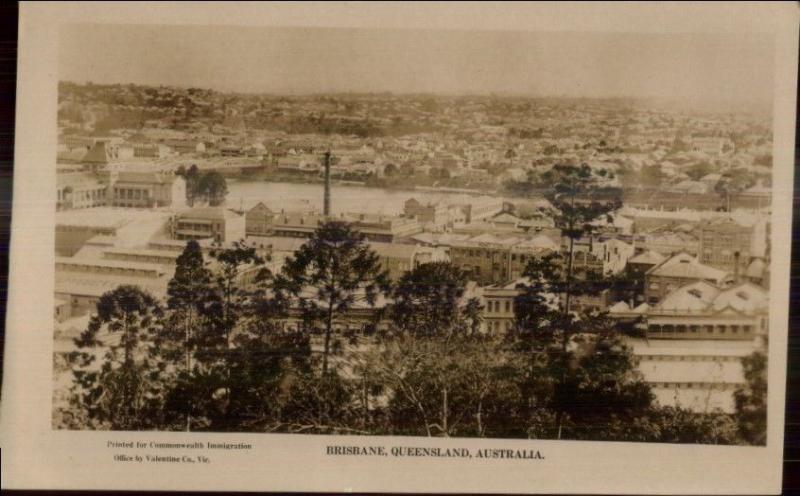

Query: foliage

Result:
[714,168,755,212]
[69,286,166,430]
[734,350,768,445]
[391,262,481,338]
[176,166,227,206]
[276,221,390,376]
[198,171,229,206]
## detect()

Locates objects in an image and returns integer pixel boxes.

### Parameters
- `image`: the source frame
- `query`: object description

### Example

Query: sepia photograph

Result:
[49,21,776,446]
[3,2,798,493]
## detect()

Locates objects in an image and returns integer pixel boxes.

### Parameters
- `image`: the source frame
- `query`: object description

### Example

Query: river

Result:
[226,179,514,215]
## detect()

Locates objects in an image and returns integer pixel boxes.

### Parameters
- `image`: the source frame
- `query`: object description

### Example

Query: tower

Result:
[323,150,332,217]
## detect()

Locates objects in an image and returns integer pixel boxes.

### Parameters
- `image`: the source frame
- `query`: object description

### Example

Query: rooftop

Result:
[647,252,729,282]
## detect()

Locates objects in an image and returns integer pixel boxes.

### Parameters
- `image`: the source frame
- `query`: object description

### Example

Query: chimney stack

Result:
[323,150,332,217]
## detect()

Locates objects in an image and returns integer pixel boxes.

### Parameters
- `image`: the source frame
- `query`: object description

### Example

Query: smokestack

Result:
[323,150,332,217]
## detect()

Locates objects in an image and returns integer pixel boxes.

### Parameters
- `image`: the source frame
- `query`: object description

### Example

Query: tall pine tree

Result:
[164,240,212,431]
[71,285,166,430]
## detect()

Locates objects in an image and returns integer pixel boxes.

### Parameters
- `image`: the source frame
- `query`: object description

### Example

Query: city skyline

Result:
[59,24,774,108]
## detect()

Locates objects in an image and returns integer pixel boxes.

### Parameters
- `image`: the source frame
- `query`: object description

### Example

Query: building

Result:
[80,140,115,168]
[56,172,108,211]
[55,255,171,317]
[245,202,277,236]
[626,337,759,413]
[163,139,206,155]
[595,238,636,275]
[170,207,246,243]
[449,234,556,285]
[55,208,172,256]
[641,280,768,341]
[611,280,769,413]
[106,170,188,209]
[245,204,422,242]
[275,155,321,175]
[691,136,730,156]
[456,198,506,223]
[644,252,731,305]
[640,230,700,257]
[626,250,666,279]
[403,198,451,226]
[369,242,420,280]
[481,279,520,334]
[697,217,755,274]
[130,143,170,158]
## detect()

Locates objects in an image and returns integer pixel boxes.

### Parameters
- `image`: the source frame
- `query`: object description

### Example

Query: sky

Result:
[58,23,774,105]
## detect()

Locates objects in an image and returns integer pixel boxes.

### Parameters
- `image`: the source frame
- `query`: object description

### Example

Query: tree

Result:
[684,161,716,181]
[70,286,166,430]
[370,262,521,438]
[198,171,228,206]
[185,164,201,206]
[164,240,212,431]
[383,163,398,177]
[734,350,767,445]
[277,221,389,377]
[539,163,622,311]
[512,163,640,439]
[608,405,739,444]
[366,333,515,437]
[391,262,481,338]
[714,168,755,212]
[192,241,265,430]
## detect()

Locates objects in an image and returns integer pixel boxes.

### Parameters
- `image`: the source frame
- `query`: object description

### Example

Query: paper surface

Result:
[2,2,798,493]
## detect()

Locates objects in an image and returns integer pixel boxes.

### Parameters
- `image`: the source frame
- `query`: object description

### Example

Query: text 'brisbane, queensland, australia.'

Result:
[326,446,545,460]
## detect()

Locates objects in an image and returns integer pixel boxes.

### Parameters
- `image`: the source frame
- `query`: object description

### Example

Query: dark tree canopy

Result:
[71,285,166,430]
[391,262,482,338]
[277,221,390,375]
[734,350,767,445]
[198,171,229,206]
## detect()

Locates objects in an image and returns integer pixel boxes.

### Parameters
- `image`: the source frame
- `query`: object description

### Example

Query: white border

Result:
[2,2,797,493]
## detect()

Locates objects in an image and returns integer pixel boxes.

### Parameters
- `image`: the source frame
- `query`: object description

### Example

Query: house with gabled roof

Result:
[642,280,768,341]
[644,251,732,305]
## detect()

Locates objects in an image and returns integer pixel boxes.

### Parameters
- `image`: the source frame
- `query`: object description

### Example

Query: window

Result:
[705,325,714,333]
[731,325,739,334]
[505,301,511,313]
[743,325,752,334]
[717,325,726,334]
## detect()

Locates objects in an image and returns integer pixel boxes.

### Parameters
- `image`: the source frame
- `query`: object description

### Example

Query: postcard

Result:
[2,2,797,493]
